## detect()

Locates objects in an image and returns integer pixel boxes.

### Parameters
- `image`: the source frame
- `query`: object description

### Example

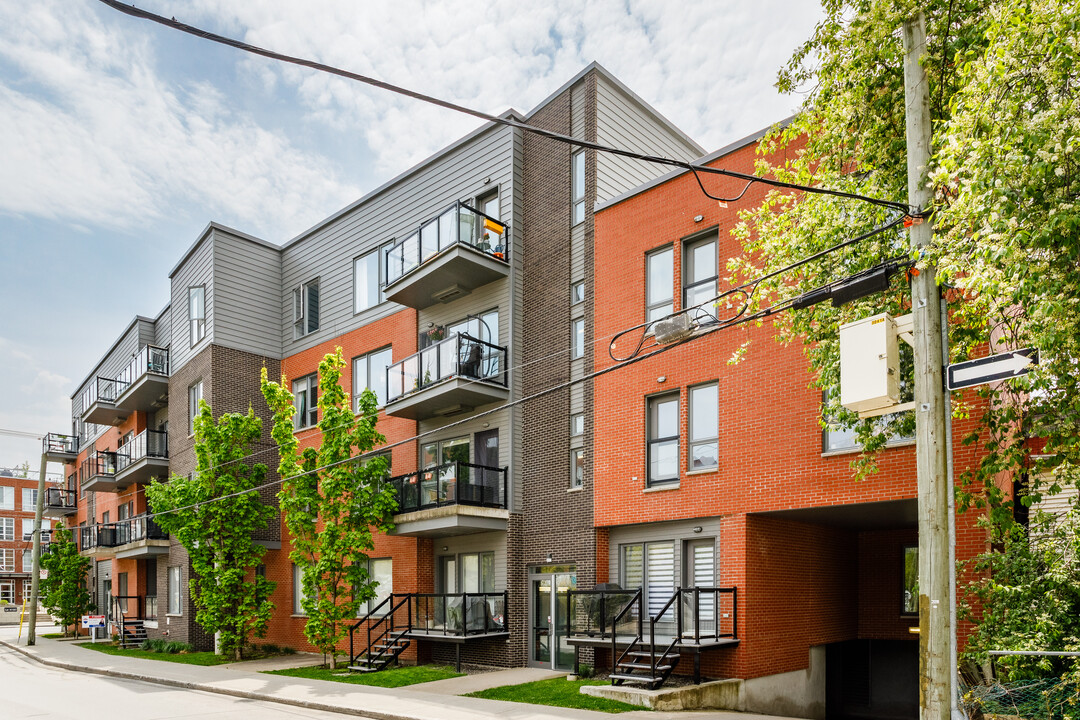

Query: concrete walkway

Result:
[413,666,564,695]
[0,626,800,720]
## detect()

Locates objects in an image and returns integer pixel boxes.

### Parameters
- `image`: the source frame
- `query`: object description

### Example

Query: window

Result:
[689,383,719,471]
[571,413,584,437]
[646,247,674,323]
[571,449,585,489]
[293,278,320,338]
[353,347,393,409]
[902,545,918,615]
[0,550,13,572]
[167,565,181,614]
[620,541,675,619]
[363,557,393,615]
[293,563,307,615]
[572,281,585,305]
[188,286,206,346]
[571,318,585,359]
[293,374,318,429]
[23,518,50,540]
[22,549,32,573]
[647,393,680,485]
[0,581,13,604]
[354,246,391,313]
[683,235,718,316]
[22,580,32,602]
[188,381,203,435]
[0,518,13,541]
[0,486,12,510]
[422,436,470,468]
[571,150,586,225]
[21,487,37,511]
[442,551,495,593]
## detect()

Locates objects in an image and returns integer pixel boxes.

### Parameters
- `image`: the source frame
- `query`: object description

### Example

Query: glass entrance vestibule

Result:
[529,564,577,670]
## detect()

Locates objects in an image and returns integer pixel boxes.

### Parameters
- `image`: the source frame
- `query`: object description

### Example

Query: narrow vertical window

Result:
[571,150,586,225]
[688,383,719,471]
[188,286,206,346]
[368,558,393,615]
[294,278,320,337]
[353,347,393,410]
[646,247,674,323]
[647,393,680,485]
[188,381,203,435]
[293,563,307,615]
[902,545,919,615]
[683,235,718,315]
[570,413,584,437]
[571,318,585,359]
[293,374,318,429]
[167,566,181,614]
[571,281,585,305]
[570,448,585,489]
[354,250,381,313]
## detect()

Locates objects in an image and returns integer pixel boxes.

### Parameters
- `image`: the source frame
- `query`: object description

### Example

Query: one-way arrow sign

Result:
[948,348,1039,390]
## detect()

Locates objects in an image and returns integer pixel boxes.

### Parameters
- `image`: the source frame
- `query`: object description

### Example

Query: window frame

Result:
[363,557,394,616]
[294,277,321,338]
[571,281,585,306]
[901,544,919,616]
[21,487,37,511]
[293,373,319,429]
[22,549,32,573]
[571,318,585,360]
[570,413,584,437]
[0,580,13,604]
[0,517,14,542]
[188,381,203,436]
[682,234,719,316]
[571,150,586,226]
[688,382,719,472]
[0,485,13,510]
[293,563,307,615]
[354,244,393,314]
[352,346,393,411]
[570,448,585,489]
[167,565,181,615]
[646,245,675,324]
[0,549,13,572]
[646,391,681,486]
[188,285,206,347]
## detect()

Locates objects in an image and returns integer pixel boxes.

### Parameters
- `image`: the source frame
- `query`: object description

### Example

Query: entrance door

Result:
[528,565,577,670]
[683,539,715,637]
[473,429,500,504]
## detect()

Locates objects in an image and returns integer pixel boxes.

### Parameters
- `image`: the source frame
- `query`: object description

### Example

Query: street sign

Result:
[948,348,1039,390]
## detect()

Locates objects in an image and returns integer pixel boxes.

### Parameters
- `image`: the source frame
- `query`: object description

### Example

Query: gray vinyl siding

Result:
[168,234,215,373]
[72,320,145,450]
[280,123,516,356]
[571,82,587,141]
[436,531,508,592]
[212,230,282,359]
[594,75,702,204]
[509,126,525,518]
[607,518,723,589]
[153,306,171,348]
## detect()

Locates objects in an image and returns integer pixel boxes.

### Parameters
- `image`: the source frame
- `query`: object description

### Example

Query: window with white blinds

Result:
[688,541,715,623]
[619,541,675,619]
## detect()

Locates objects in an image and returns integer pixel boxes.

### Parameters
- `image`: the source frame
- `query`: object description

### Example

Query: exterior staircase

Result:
[611,646,681,689]
[118,618,147,648]
[348,628,411,672]
[348,594,413,673]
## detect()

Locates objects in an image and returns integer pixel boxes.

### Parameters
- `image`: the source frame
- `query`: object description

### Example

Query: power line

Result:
[95,0,915,216]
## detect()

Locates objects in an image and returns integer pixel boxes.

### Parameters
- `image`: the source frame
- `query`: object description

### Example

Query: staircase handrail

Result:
[679,586,738,643]
[610,588,643,674]
[648,589,685,678]
[348,593,412,667]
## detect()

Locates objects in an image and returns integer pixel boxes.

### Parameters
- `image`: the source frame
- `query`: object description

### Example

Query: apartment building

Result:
[45,63,703,667]
[0,465,63,609]
[582,129,989,718]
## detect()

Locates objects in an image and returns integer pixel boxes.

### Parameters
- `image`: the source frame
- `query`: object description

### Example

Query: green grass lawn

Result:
[75,642,240,666]
[265,663,462,688]
[467,677,645,713]
[41,633,68,639]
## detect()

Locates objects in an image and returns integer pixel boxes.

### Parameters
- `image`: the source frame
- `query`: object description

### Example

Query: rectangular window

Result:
[902,545,918,615]
[167,566,181,614]
[0,486,12,510]
[353,347,393,410]
[0,581,13,604]
[571,150,586,225]
[689,383,719,471]
[646,247,674,323]
[0,518,13,541]
[293,563,307,615]
[22,549,32,573]
[21,487,37,511]
[0,550,13,572]
[570,413,584,437]
[188,381,203,435]
[367,557,393,615]
[188,286,206,346]
[647,393,680,485]
[571,318,585,359]
[293,278,320,338]
[293,374,318,429]
[683,235,718,316]
[457,551,495,593]
[619,541,675,619]
[570,449,585,489]
[571,281,585,305]
[355,246,391,313]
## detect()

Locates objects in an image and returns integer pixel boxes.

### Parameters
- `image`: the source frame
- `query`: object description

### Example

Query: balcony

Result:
[42,433,79,463]
[80,514,168,559]
[81,376,129,426]
[385,334,508,420]
[114,430,169,490]
[43,488,77,518]
[80,452,120,493]
[114,346,170,414]
[383,201,509,310]
[389,461,508,537]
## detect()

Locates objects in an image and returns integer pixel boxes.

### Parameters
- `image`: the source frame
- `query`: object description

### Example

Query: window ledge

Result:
[686,467,718,476]
[165,613,182,618]
[290,613,308,618]
[567,486,583,493]
[643,483,679,493]
[821,438,916,458]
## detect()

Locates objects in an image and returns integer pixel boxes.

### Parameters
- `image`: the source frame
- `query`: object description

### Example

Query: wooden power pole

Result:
[903,11,952,720]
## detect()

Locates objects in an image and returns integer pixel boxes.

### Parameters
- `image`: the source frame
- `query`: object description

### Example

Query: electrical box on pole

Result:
[839,312,915,416]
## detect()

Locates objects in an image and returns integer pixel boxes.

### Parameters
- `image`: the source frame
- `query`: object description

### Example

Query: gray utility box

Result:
[839,313,900,413]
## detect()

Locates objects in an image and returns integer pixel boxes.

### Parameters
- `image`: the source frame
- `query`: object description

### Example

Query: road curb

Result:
[0,638,420,720]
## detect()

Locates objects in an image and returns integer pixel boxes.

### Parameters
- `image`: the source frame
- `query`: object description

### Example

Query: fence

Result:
[962,651,1080,720]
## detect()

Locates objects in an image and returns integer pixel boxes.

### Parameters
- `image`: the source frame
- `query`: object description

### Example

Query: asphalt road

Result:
[0,642,367,720]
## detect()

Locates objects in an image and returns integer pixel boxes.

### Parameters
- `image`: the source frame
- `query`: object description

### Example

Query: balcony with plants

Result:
[382,201,509,309]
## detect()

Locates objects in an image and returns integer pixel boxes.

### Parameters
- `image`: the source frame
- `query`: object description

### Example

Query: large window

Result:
[646,247,674,323]
[688,383,719,471]
[571,150,586,225]
[620,542,675,619]
[422,436,470,468]
[0,485,12,510]
[571,318,585,359]
[293,563,307,615]
[167,566,181,615]
[21,487,37,511]
[363,557,393,615]
[0,550,13,572]
[22,549,32,573]
[0,518,13,542]
[0,581,13,604]
[683,235,718,316]
[23,518,50,540]
[188,381,203,435]
[353,347,393,409]
[188,286,206,346]
[647,393,680,485]
[441,551,495,594]
[355,244,392,312]
[293,374,318,429]
[293,278,320,338]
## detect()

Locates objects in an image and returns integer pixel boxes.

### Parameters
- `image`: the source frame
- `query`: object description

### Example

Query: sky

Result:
[0,0,823,466]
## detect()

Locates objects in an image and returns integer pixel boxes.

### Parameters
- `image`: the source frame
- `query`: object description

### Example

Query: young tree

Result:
[145,402,276,660]
[261,348,396,669]
[39,523,92,637]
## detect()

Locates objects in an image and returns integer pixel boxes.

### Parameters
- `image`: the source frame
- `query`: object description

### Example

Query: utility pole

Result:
[27,451,49,645]
[903,11,951,720]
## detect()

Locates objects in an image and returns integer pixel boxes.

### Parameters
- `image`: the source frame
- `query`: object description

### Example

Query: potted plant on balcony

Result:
[426,324,446,343]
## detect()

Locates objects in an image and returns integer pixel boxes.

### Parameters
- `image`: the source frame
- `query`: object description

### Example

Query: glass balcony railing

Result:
[390,461,506,514]
[386,333,506,404]
[384,201,507,287]
[117,429,168,471]
[116,345,170,389]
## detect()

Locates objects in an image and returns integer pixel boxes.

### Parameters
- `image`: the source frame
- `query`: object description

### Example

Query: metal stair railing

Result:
[348,593,412,668]
[610,589,643,679]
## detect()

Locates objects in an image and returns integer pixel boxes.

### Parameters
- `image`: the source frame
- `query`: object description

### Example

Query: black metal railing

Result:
[43,432,79,455]
[80,452,118,485]
[81,376,127,411]
[79,514,166,551]
[80,523,118,551]
[115,345,170,389]
[384,201,508,287]
[411,592,508,636]
[44,487,77,511]
[386,333,506,403]
[389,461,506,514]
[349,593,412,667]
[568,588,641,638]
[117,429,168,471]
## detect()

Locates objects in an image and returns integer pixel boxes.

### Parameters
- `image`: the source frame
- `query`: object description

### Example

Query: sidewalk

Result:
[0,628,792,720]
